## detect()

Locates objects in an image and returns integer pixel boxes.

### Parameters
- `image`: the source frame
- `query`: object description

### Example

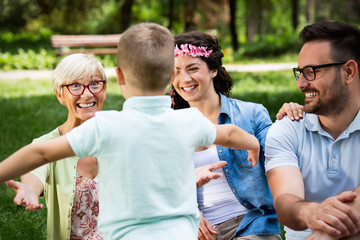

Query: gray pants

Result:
[214,215,282,240]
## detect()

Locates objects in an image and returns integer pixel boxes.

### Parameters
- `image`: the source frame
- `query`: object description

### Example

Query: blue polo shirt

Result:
[265,111,360,239]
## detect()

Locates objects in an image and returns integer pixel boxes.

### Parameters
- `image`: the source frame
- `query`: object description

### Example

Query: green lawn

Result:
[0,71,302,239]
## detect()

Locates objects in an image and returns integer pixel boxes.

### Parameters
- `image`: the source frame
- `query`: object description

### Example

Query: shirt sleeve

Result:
[66,116,101,158]
[265,117,300,172]
[193,108,217,147]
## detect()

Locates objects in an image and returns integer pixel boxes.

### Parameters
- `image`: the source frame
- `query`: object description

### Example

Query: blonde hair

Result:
[52,53,106,96]
[117,22,174,91]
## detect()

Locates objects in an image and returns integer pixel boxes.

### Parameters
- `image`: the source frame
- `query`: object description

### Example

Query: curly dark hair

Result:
[171,31,233,109]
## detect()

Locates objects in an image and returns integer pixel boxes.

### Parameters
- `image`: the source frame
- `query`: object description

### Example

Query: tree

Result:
[228,0,239,50]
[120,0,134,32]
[292,0,299,30]
[184,0,197,31]
[245,0,263,42]
[168,0,175,30]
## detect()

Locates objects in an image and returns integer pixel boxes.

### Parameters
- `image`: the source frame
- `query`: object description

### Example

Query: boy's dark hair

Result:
[300,21,360,63]
[172,31,233,109]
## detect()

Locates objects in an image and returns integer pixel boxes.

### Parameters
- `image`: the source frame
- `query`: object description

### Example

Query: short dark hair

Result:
[117,23,174,91]
[299,21,360,62]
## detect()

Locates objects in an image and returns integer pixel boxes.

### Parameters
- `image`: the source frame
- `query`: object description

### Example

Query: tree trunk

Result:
[168,0,174,30]
[305,0,311,22]
[246,0,261,43]
[314,0,320,22]
[228,0,239,50]
[121,0,134,32]
[292,0,299,30]
[184,0,197,31]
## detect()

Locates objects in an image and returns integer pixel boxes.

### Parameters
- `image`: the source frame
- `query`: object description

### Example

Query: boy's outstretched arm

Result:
[0,136,75,183]
[213,124,260,166]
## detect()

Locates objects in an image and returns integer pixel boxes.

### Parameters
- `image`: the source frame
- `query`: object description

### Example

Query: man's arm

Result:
[0,136,74,183]
[266,166,308,229]
[305,186,360,240]
[267,166,359,238]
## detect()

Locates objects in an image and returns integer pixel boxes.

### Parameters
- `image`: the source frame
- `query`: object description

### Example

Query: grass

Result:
[0,71,302,239]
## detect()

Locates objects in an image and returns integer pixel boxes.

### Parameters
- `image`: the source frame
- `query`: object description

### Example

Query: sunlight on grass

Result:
[0,71,302,239]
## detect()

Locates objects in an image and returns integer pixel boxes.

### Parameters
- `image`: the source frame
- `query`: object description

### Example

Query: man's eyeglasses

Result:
[63,80,107,96]
[292,61,347,81]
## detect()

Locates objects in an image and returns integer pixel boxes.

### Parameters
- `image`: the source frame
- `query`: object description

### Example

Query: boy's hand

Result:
[196,161,227,187]
[5,180,43,211]
[247,148,259,166]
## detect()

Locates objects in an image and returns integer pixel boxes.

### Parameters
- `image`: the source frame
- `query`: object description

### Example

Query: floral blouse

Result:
[70,174,103,239]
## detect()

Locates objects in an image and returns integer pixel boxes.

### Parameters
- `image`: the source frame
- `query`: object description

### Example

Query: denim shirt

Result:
[217,94,280,237]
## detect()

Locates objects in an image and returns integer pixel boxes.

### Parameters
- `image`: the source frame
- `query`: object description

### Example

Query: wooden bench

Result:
[51,34,122,56]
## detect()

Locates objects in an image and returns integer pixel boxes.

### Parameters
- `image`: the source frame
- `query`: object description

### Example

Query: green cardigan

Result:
[31,128,78,240]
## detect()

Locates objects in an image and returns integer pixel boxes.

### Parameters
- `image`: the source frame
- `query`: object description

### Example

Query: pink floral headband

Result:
[174,44,213,58]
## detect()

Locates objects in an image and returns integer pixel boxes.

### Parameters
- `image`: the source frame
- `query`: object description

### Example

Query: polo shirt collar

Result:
[304,110,360,137]
[123,95,171,110]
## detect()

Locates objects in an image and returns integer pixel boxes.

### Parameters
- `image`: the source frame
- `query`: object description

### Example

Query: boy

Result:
[0,23,259,239]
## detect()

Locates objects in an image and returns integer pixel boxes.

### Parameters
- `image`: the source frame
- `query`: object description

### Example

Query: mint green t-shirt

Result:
[67,96,216,240]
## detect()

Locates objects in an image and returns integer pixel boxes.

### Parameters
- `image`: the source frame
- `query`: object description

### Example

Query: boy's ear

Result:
[115,66,125,86]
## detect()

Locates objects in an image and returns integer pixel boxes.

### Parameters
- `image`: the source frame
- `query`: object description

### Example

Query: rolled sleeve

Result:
[265,117,300,172]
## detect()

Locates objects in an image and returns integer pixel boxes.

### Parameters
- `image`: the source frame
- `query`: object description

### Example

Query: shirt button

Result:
[232,189,235,192]
[225,169,229,172]
[219,150,222,153]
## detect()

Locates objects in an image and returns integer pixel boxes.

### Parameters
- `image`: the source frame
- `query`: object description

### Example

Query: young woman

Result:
[171,31,283,240]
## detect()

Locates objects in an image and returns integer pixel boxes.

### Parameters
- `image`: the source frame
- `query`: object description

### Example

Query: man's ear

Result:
[344,60,358,85]
[115,66,125,86]
[55,90,65,105]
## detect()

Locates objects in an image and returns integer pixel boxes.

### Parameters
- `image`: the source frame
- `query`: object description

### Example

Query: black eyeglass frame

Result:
[62,80,107,96]
[292,61,347,81]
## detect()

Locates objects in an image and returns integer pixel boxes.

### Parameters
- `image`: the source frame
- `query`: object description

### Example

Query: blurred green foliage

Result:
[1,0,359,70]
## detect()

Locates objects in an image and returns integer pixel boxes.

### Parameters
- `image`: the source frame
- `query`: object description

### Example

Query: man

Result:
[265,21,360,240]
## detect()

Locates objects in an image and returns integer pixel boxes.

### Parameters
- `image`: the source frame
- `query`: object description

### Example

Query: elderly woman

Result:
[6,53,106,240]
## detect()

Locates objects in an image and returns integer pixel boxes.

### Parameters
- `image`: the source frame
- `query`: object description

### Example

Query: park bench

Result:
[51,34,122,56]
